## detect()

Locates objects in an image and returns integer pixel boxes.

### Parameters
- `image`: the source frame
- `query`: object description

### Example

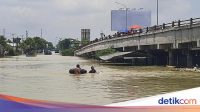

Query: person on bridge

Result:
[74,64,81,74]
[89,66,96,73]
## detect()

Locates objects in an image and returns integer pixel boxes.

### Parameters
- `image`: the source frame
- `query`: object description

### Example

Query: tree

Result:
[20,37,54,54]
[0,36,16,56]
[57,38,80,50]
[21,37,36,49]
[0,35,11,51]
[0,36,7,48]
[56,38,80,56]
[33,37,47,50]
[7,39,12,43]
[20,37,34,54]
[47,42,54,50]
[57,38,71,50]
[81,39,89,46]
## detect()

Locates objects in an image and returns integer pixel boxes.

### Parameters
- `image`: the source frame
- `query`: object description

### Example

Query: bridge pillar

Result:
[157,44,160,49]
[168,50,175,66]
[187,53,193,67]
[115,47,124,52]
[138,45,141,50]
[173,43,179,49]
[124,46,138,52]
[197,40,200,47]
[91,51,96,59]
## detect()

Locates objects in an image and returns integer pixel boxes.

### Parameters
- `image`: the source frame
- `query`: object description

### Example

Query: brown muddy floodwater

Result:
[0,53,200,105]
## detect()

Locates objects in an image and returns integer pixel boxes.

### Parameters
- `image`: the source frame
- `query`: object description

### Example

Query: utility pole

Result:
[26,30,28,38]
[41,28,43,38]
[12,34,15,50]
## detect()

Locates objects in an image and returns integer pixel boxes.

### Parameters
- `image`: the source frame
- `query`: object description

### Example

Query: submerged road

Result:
[0,53,200,105]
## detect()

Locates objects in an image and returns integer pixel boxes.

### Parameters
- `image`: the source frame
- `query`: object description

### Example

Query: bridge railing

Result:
[78,18,200,50]
[146,18,200,32]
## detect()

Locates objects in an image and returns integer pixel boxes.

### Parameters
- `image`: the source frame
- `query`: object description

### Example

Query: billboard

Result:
[111,9,151,31]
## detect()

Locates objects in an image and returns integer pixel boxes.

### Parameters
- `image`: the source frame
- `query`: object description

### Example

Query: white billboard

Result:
[111,9,151,31]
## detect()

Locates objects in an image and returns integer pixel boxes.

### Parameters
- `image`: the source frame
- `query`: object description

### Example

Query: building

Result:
[111,9,151,32]
[69,38,80,48]
[81,29,90,45]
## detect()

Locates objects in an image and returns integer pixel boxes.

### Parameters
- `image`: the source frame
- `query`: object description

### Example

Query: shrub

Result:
[61,49,74,56]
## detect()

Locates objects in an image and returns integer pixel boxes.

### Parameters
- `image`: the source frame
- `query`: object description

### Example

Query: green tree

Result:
[7,39,12,43]
[20,37,54,53]
[81,39,89,46]
[21,37,36,49]
[0,36,7,48]
[56,38,80,56]
[20,37,37,55]
[61,48,74,56]
[0,36,16,56]
[0,36,12,51]
[33,37,47,51]
[57,38,71,50]
[47,42,54,50]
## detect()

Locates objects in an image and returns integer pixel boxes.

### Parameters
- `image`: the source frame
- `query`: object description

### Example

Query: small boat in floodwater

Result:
[69,69,87,74]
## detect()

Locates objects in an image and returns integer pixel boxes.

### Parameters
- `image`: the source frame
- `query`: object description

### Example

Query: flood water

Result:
[0,53,200,105]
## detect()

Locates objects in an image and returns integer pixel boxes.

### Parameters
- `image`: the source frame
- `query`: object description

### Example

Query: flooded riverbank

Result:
[0,54,200,105]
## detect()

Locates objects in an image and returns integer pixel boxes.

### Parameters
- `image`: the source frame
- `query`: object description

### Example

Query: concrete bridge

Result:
[75,18,200,67]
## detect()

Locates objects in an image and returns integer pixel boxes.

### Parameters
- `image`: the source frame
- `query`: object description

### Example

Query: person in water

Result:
[89,66,96,73]
[74,64,81,74]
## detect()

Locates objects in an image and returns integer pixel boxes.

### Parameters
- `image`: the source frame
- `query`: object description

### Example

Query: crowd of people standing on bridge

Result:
[82,28,144,48]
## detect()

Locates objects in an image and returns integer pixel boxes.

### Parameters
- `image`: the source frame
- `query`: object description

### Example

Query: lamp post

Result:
[157,0,159,25]
[115,2,128,31]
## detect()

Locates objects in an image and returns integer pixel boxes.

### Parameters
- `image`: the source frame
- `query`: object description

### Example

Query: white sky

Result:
[0,0,199,45]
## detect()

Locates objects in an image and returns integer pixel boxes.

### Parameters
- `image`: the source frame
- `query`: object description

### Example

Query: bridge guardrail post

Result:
[162,23,166,29]
[172,21,175,27]
[154,25,157,30]
[146,27,149,33]
[178,20,181,27]
[190,18,193,26]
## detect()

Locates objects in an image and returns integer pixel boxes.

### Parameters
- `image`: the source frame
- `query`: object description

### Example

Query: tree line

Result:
[20,37,54,54]
[56,38,80,56]
[0,35,54,57]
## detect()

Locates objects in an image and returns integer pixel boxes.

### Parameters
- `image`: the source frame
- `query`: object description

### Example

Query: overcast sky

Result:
[0,0,200,45]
